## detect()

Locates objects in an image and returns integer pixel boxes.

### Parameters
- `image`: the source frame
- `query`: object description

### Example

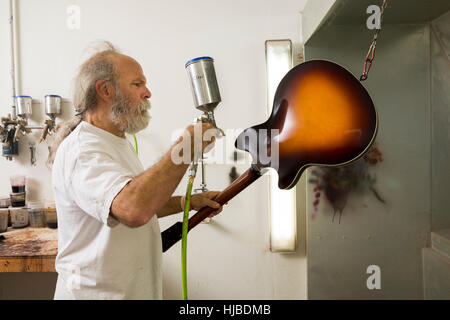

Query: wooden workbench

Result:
[0,227,57,272]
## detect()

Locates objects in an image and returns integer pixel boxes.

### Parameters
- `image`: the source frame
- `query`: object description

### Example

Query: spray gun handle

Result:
[39,124,50,143]
[207,118,225,137]
[196,113,225,137]
[13,124,22,142]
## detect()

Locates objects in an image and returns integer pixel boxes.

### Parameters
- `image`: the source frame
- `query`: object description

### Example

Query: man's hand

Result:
[182,122,219,162]
[181,191,224,217]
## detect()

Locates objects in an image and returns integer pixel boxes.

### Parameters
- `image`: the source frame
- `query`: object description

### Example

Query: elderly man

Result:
[49,43,222,299]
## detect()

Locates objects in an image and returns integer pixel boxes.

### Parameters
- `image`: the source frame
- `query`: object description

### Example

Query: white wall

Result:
[0,0,307,299]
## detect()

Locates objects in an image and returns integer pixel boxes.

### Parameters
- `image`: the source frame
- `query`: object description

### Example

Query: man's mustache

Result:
[138,100,151,113]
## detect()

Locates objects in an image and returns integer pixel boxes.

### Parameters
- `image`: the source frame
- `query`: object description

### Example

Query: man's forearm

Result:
[111,141,189,227]
[156,196,183,218]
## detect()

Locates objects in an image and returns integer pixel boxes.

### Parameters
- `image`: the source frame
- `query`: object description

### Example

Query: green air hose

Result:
[182,175,195,300]
[132,135,138,155]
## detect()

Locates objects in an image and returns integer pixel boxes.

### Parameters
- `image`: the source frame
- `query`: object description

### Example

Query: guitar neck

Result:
[161,165,263,252]
[188,165,263,229]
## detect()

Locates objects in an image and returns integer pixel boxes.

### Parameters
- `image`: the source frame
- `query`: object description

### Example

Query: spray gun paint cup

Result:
[45,95,62,117]
[10,175,26,193]
[185,56,221,113]
[14,96,32,118]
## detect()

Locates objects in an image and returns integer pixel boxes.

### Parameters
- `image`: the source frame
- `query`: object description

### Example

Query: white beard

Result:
[110,90,151,135]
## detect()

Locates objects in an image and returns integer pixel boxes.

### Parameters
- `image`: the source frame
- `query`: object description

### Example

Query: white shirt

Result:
[52,121,162,300]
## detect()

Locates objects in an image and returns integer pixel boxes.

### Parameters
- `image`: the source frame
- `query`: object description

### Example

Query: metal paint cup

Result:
[14,95,32,117]
[185,56,221,113]
[45,95,62,116]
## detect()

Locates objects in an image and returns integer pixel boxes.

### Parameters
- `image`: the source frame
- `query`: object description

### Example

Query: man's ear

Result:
[95,80,115,103]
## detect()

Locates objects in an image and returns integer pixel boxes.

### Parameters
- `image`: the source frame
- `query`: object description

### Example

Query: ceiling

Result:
[327,0,450,25]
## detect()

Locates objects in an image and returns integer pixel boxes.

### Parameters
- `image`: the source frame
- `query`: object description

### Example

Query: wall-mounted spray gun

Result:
[40,95,62,142]
[1,96,32,160]
[0,95,62,161]
[181,56,224,300]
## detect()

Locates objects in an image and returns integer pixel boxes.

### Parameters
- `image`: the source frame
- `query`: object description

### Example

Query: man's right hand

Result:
[181,122,218,163]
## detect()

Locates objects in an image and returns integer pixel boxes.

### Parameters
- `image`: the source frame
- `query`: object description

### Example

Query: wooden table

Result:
[0,227,57,272]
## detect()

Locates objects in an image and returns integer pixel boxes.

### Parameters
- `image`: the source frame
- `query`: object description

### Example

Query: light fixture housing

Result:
[265,39,297,253]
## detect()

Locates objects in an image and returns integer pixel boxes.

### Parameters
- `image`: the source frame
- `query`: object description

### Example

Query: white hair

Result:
[46,41,120,169]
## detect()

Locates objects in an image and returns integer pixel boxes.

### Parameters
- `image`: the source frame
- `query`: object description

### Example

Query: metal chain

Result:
[360,0,388,81]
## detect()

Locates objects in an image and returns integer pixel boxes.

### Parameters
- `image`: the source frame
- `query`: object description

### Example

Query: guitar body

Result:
[235,59,378,189]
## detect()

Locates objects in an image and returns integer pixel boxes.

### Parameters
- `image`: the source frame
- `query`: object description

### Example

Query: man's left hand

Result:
[181,191,224,217]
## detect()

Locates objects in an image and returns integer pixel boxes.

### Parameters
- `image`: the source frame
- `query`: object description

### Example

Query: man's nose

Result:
[143,86,151,99]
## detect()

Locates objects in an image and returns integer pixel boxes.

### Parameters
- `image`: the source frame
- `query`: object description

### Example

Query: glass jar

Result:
[28,200,47,228]
[0,208,8,233]
[10,206,29,228]
[10,192,26,207]
[45,199,57,229]
[0,196,11,208]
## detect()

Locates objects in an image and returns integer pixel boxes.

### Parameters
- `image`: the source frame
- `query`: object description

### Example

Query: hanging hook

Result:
[360,0,388,81]
[360,37,377,81]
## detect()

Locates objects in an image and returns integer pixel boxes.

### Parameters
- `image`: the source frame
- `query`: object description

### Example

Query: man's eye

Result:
[133,83,141,87]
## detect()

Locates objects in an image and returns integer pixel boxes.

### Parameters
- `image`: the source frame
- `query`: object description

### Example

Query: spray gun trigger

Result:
[196,113,225,138]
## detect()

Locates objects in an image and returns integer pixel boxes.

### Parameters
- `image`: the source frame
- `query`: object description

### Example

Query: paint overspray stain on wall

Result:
[308,142,385,223]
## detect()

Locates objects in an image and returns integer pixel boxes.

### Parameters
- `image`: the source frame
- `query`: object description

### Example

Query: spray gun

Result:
[40,95,62,142]
[0,96,32,160]
[185,56,225,180]
[181,56,224,300]
[1,95,61,161]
